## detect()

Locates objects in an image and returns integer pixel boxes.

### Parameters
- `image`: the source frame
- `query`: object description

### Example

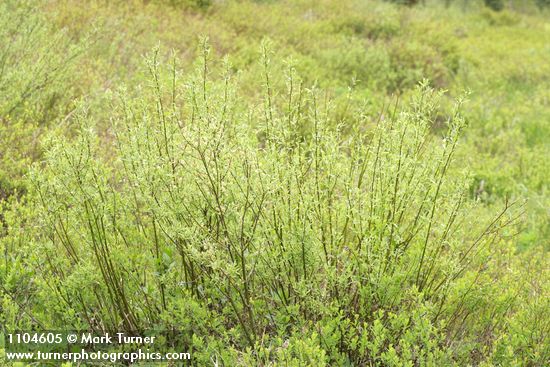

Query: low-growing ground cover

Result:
[1,0,548,365]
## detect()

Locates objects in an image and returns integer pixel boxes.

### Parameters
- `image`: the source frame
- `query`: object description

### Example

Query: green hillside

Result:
[1,0,548,365]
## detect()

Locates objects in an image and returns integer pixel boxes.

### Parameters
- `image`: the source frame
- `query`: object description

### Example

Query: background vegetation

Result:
[1,0,548,366]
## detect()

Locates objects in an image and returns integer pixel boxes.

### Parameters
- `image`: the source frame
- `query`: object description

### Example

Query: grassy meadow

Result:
[1,0,549,365]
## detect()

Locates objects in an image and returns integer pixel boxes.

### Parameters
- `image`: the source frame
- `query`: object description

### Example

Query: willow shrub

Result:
[2,45,522,365]
[0,0,84,201]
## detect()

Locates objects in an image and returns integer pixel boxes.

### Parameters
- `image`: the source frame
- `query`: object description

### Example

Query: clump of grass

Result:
[1,42,536,365]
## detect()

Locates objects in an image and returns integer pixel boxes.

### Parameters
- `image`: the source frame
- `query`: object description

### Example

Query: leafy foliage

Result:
[0,0,84,200]
[484,0,505,11]
[1,0,549,366]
